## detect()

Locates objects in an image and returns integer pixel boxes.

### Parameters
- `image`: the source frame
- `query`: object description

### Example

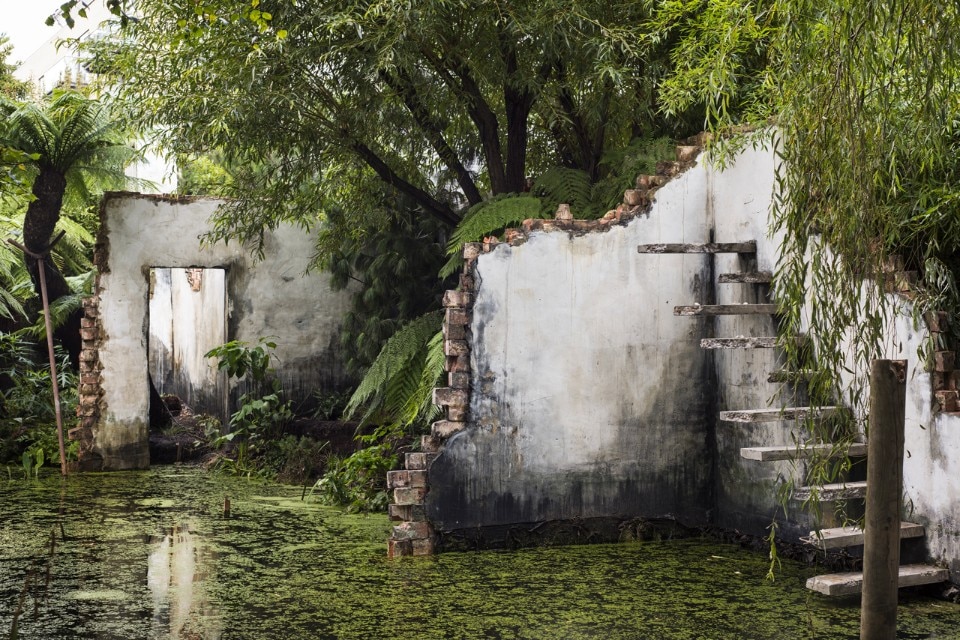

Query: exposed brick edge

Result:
[483,145,701,249]
[386,259,476,557]
[878,256,958,413]
[68,295,105,471]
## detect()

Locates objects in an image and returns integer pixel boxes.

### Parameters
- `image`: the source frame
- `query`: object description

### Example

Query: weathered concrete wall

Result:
[866,308,960,581]
[423,154,720,537]
[85,193,352,470]
[381,140,960,576]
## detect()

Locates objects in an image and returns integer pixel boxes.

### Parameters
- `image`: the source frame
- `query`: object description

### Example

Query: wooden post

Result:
[860,359,906,640]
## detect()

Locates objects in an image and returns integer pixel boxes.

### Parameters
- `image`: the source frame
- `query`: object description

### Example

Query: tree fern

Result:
[531,167,594,217]
[440,195,545,277]
[344,310,444,426]
[592,137,674,210]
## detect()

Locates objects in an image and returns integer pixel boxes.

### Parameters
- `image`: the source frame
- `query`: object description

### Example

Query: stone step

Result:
[806,564,948,596]
[793,481,868,502]
[701,337,777,349]
[637,241,756,254]
[720,406,848,423]
[675,304,779,316]
[802,522,925,550]
[740,442,867,461]
[767,369,817,383]
[718,271,773,284]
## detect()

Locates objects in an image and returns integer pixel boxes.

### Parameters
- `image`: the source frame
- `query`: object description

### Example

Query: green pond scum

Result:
[1,467,958,639]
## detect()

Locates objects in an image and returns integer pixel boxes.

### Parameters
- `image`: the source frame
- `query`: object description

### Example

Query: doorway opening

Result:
[148,268,228,428]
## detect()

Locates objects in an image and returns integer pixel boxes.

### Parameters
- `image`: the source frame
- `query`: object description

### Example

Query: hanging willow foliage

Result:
[774,0,960,518]
[652,0,960,526]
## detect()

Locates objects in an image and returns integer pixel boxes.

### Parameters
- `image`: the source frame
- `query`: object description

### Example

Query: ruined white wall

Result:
[93,194,352,469]
[430,139,960,575]
[427,156,719,531]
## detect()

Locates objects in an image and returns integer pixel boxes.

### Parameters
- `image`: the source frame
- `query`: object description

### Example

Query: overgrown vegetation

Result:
[653,0,960,534]
[0,334,78,475]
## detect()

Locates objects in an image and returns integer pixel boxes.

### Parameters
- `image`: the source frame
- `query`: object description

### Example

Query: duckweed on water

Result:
[1,467,959,639]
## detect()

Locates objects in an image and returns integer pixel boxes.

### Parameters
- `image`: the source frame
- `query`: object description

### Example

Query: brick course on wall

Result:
[68,295,105,471]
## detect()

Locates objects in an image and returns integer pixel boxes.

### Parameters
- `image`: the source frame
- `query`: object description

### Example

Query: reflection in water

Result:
[147,522,222,639]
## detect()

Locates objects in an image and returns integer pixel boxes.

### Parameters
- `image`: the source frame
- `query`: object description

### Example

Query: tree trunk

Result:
[22,166,80,366]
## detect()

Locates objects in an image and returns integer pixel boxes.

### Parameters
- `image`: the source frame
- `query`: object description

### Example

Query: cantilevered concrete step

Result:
[802,522,924,550]
[793,481,868,502]
[637,241,756,254]
[768,369,817,383]
[675,304,779,316]
[701,337,777,349]
[719,271,773,284]
[720,406,848,423]
[806,564,948,596]
[740,442,867,461]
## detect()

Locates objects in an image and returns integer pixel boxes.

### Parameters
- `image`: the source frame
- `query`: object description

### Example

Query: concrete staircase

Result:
[645,236,949,596]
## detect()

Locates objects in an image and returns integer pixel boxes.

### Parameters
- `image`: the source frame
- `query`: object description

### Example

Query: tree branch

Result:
[422,45,507,194]
[352,142,460,227]
[378,68,483,206]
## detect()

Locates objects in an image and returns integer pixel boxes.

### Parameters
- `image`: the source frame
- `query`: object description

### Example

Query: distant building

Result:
[14,0,177,193]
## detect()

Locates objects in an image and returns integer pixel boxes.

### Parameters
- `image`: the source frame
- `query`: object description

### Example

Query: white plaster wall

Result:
[427,158,719,530]
[859,303,960,579]
[95,193,352,469]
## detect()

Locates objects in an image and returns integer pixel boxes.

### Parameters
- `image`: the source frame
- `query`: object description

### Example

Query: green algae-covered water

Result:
[1,467,958,639]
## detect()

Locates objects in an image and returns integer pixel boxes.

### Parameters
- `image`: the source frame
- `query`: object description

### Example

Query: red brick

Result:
[623,189,646,207]
[421,435,441,452]
[926,311,949,334]
[446,405,468,422]
[80,373,99,385]
[387,539,413,558]
[393,487,427,505]
[444,339,469,357]
[432,420,465,439]
[459,274,474,291]
[442,290,472,308]
[443,323,467,341]
[936,390,959,412]
[446,355,471,373]
[386,469,427,489]
[405,452,438,470]
[463,243,482,261]
[392,521,432,541]
[675,145,699,163]
[388,504,427,522]
[935,351,955,373]
[933,372,949,391]
[433,387,468,406]
[412,538,435,556]
[448,372,470,389]
[80,317,96,329]
[445,308,471,326]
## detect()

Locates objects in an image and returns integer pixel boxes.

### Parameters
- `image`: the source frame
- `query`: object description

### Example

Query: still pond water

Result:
[1,466,959,639]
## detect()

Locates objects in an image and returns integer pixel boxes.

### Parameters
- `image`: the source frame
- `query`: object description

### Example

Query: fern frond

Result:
[440,195,544,277]
[532,167,594,217]
[344,310,443,424]
[593,137,675,210]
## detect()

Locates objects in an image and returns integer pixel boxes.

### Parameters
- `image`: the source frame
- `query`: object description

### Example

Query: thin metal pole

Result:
[36,256,68,475]
[9,234,68,476]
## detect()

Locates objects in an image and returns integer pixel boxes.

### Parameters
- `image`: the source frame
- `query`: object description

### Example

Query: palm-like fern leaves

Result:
[440,195,545,277]
[344,310,444,428]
